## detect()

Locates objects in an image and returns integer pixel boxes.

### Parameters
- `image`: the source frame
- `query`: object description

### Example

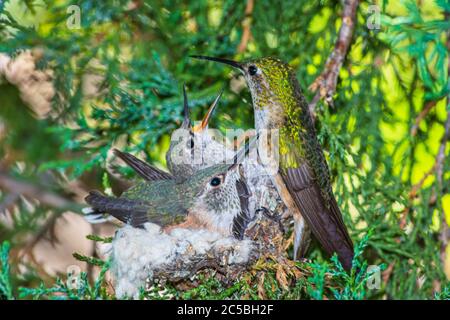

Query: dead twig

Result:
[400,103,450,229]
[308,0,360,116]
[0,172,85,259]
[0,192,19,214]
[237,0,255,53]
[410,100,437,136]
[0,172,82,212]
[438,20,450,264]
[438,108,450,264]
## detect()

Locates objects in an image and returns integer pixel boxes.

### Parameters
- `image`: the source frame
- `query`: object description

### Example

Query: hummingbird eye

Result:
[210,177,222,187]
[248,65,258,76]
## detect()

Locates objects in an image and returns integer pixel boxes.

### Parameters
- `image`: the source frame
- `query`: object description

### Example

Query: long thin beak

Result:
[190,55,244,71]
[181,84,191,129]
[192,89,223,132]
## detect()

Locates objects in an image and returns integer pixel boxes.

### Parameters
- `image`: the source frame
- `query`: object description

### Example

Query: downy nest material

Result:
[100,211,288,299]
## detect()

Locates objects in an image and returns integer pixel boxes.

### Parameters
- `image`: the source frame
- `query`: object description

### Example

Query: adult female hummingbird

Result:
[191,56,354,270]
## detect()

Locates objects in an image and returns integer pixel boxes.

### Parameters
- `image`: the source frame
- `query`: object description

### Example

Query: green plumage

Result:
[85,163,234,227]
[192,55,354,270]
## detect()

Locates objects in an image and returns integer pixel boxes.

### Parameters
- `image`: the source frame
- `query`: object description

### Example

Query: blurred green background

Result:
[0,0,449,299]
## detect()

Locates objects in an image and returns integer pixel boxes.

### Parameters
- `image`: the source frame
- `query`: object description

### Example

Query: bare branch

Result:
[438,108,450,255]
[237,0,255,53]
[439,18,450,261]
[308,0,359,115]
[410,100,437,137]
[0,172,82,212]
[0,192,19,214]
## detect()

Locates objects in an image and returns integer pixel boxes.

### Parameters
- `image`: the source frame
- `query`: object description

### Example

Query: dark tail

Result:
[113,149,173,181]
[84,191,149,228]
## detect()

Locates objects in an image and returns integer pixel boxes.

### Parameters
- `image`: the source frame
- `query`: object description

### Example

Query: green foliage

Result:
[305,230,386,300]
[86,234,113,244]
[19,254,111,300]
[0,0,449,300]
[380,1,449,99]
[0,241,14,300]
[434,283,450,300]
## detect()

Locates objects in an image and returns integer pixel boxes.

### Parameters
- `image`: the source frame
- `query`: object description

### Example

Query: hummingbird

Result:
[164,85,292,240]
[191,55,354,270]
[166,85,235,179]
[84,144,254,240]
[108,85,232,183]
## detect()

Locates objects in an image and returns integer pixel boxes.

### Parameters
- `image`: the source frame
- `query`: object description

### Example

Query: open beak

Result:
[190,55,244,72]
[181,84,191,129]
[192,89,223,133]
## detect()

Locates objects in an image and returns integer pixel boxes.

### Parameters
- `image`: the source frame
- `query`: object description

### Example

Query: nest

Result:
[106,211,292,299]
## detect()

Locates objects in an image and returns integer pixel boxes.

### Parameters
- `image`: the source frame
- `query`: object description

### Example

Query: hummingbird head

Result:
[167,87,229,177]
[190,56,295,111]
[185,163,243,236]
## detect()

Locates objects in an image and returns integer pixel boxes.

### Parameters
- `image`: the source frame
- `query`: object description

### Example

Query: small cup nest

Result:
[106,211,292,299]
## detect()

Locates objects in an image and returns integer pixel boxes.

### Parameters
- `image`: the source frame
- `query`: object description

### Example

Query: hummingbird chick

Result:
[84,160,252,240]
[191,55,354,270]
[166,85,235,178]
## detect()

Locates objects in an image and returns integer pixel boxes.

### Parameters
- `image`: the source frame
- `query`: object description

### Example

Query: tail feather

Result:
[113,149,173,181]
[81,207,111,224]
[84,191,149,228]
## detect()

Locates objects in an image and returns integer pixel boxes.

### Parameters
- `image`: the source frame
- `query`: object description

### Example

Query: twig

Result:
[435,110,450,189]
[308,0,360,115]
[237,0,255,53]
[439,17,450,263]
[410,100,437,136]
[19,211,61,259]
[0,172,85,259]
[0,193,19,214]
[400,110,449,229]
[438,108,450,263]
[409,164,436,200]
[0,172,82,212]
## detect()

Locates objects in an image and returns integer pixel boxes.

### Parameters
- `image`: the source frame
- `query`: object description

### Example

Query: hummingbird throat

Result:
[252,86,287,132]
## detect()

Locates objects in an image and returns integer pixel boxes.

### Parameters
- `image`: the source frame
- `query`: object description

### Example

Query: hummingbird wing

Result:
[113,149,174,181]
[232,177,252,240]
[84,191,150,227]
[85,186,186,228]
[281,161,354,270]
[278,72,354,270]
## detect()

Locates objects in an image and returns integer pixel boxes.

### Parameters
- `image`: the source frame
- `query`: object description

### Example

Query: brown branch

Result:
[410,100,437,136]
[438,108,450,262]
[400,109,449,229]
[436,110,450,189]
[308,0,360,115]
[0,172,82,212]
[237,0,255,53]
[0,192,19,214]
[0,172,85,259]
[19,211,62,259]
[439,17,450,266]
